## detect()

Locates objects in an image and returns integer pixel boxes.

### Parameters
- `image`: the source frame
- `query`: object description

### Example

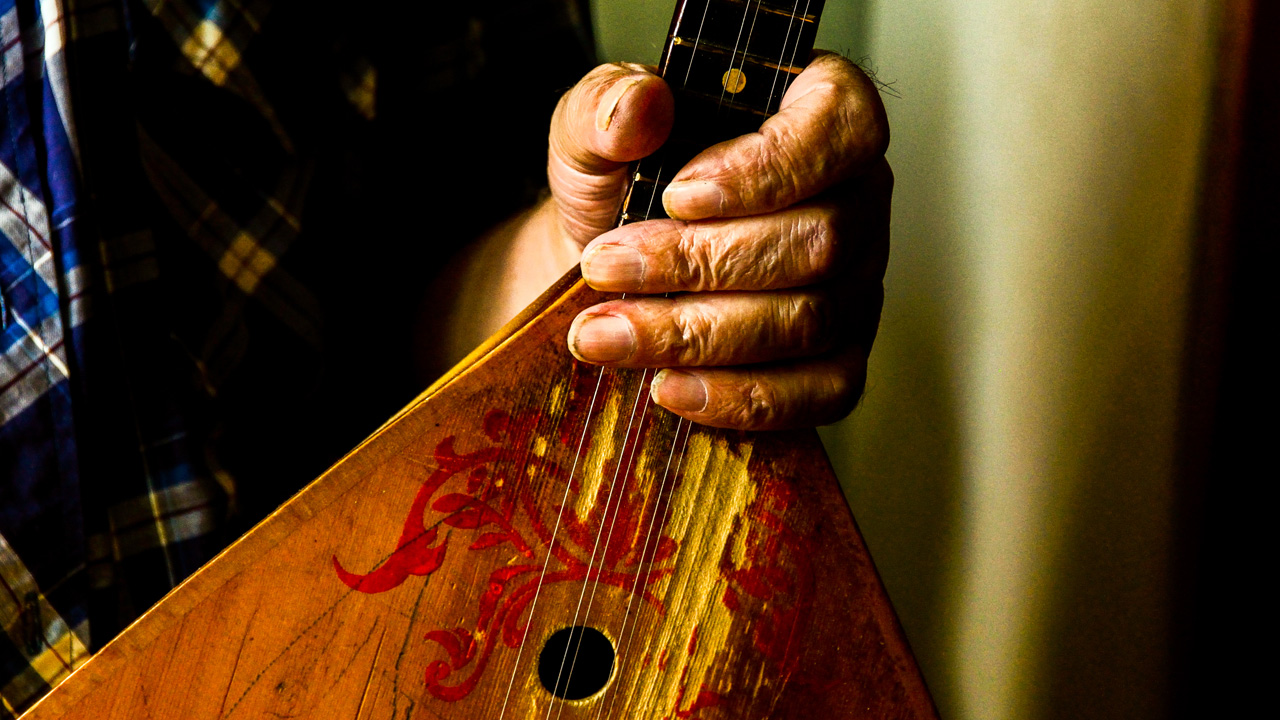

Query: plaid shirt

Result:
[0,0,591,715]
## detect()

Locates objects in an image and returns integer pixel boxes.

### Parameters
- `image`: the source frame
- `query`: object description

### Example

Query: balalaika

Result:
[21,1,938,717]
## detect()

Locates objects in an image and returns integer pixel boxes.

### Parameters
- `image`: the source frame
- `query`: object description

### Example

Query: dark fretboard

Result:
[620,0,827,224]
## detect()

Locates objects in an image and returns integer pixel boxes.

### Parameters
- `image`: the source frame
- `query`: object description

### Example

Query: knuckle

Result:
[781,293,833,355]
[672,223,715,290]
[674,223,760,292]
[666,305,717,365]
[749,381,780,421]
[797,210,840,280]
[721,377,780,429]
[758,224,790,286]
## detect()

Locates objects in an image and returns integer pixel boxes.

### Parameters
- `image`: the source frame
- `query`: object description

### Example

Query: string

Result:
[592,418,690,720]
[541,368,653,720]
[551,371,655,720]
[783,0,815,83]
[511,0,812,711]
[540,144,670,708]
[599,2,810,714]
[718,0,764,110]
[500,72,669,711]
[681,0,714,87]
[714,0,759,111]
[501,152,668,720]
[558,0,778,710]
[603,423,693,719]
[764,0,810,116]
[542,107,676,704]
[496,365,609,719]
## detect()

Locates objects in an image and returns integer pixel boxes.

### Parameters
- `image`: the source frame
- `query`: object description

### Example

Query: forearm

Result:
[417,198,582,377]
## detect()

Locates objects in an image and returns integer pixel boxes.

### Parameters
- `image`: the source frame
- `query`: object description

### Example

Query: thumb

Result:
[548,63,674,249]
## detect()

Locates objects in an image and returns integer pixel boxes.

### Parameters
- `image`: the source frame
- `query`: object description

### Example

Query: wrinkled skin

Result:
[548,54,892,431]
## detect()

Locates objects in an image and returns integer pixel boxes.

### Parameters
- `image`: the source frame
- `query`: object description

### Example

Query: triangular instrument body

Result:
[22,272,938,719]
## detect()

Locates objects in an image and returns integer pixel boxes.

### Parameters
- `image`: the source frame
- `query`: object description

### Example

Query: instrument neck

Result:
[619,0,826,225]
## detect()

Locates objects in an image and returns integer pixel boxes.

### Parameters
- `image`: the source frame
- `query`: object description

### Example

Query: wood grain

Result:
[21,268,938,719]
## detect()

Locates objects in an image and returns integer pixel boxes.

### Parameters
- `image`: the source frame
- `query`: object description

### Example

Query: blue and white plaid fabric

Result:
[1,1,92,714]
[0,0,591,715]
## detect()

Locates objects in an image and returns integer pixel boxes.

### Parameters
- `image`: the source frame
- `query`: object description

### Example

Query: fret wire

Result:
[726,0,818,19]
[665,1,815,73]
[670,37,805,74]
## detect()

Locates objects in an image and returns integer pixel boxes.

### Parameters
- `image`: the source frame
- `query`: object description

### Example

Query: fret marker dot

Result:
[721,68,747,94]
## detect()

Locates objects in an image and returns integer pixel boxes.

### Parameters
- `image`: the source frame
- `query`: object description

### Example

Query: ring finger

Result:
[568,290,838,368]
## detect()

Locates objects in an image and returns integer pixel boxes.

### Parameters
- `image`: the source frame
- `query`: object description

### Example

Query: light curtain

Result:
[594,1,1218,718]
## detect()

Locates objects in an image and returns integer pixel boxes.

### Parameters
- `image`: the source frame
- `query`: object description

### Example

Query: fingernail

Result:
[581,244,645,290]
[570,314,636,362]
[663,181,724,220]
[597,76,643,132]
[651,369,708,413]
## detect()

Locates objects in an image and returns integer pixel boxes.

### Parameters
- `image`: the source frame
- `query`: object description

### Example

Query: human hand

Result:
[548,54,891,430]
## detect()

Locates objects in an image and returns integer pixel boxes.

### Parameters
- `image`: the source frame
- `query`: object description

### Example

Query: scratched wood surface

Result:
[20,269,939,720]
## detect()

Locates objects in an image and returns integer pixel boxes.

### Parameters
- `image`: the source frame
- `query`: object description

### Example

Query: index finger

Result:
[661,53,889,221]
[549,63,675,247]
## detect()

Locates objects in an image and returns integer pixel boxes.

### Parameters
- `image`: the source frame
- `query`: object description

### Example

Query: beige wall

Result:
[592,1,1219,718]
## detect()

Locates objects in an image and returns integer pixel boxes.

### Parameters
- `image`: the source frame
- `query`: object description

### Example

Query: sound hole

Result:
[538,626,615,700]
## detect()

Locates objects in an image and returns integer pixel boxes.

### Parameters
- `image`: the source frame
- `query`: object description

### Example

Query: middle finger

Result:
[580,202,847,294]
[567,290,837,368]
